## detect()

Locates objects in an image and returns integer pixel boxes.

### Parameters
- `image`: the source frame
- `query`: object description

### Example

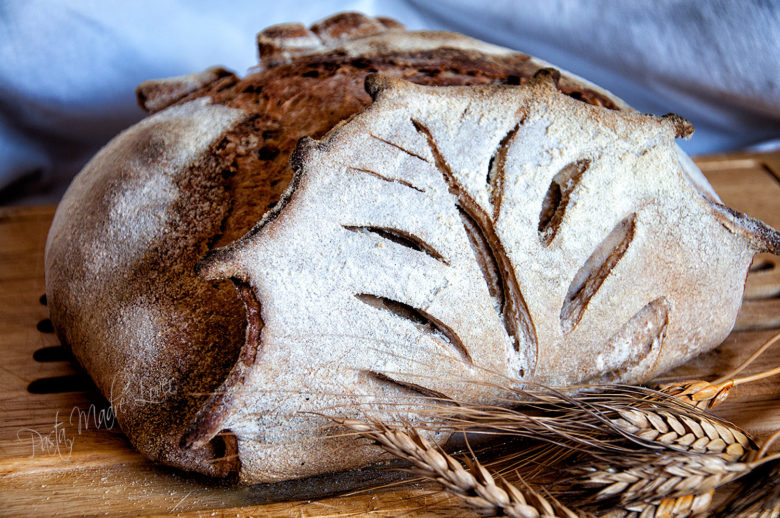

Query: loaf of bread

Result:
[44,12,779,484]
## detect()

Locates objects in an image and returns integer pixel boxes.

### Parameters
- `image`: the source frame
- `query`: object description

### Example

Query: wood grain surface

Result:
[0,151,778,517]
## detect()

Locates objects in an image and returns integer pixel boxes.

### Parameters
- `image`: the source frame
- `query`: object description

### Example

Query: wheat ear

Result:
[656,380,733,410]
[658,330,780,409]
[576,451,780,506]
[657,368,780,410]
[337,418,580,518]
[422,385,757,461]
[415,385,758,514]
[609,407,753,461]
[607,490,713,518]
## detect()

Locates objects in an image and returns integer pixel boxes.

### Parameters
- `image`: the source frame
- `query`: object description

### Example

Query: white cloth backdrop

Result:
[1,0,778,204]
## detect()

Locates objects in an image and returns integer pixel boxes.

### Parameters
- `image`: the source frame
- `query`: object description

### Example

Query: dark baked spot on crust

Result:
[487,121,524,221]
[350,57,373,69]
[241,84,263,94]
[236,280,264,366]
[539,160,591,245]
[356,294,471,364]
[256,145,280,161]
[310,12,386,44]
[260,23,312,41]
[562,87,619,110]
[365,370,450,400]
[343,225,447,264]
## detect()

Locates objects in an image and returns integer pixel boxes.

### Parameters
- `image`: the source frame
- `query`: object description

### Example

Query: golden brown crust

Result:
[45,99,248,477]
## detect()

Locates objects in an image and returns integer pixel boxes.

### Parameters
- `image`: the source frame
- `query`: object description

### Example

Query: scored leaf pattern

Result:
[411,117,537,359]
[186,71,768,479]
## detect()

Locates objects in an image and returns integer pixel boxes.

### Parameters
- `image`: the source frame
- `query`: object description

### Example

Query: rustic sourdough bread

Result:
[44,12,779,483]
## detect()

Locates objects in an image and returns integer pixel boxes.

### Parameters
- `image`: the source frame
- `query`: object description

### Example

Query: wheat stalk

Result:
[331,382,776,516]
[658,330,780,409]
[656,380,733,410]
[574,450,780,509]
[400,384,765,515]
[419,385,757,462]
[334,412,769,518]
[337,418,580,518]
[609,407,752,461]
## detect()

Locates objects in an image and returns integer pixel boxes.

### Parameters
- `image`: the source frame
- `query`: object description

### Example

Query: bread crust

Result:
[45,13,773,484]
[187,73,769,481]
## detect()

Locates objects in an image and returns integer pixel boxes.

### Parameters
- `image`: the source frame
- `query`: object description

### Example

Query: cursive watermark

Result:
[16,411,75,460]
[69,402,117,435]
[17,374,177,459]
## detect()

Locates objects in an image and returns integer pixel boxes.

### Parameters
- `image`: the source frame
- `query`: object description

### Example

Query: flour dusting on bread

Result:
[43,12,780,485]
[186,72,772,481]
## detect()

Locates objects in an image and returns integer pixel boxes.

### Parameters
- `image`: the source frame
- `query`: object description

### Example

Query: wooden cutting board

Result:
[0,150,778,517]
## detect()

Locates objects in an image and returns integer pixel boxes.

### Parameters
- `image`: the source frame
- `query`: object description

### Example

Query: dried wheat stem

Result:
[731,364,780,385]
[657,330,780,409]
[336,386,768,516]
[714,329,780,383]
[337,418,578,518]
[659,362,780,410]
[426,387,756,461]
[757,428,780,460]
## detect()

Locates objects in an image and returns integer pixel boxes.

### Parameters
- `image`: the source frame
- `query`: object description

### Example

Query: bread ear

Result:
[707,201,780,254]
[135,67,237,113]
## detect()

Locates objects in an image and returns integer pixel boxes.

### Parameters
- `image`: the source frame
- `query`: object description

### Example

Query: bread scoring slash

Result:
[44,12,780,484]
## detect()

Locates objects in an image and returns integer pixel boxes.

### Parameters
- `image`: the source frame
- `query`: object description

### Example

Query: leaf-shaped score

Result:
[184,71,780,482]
